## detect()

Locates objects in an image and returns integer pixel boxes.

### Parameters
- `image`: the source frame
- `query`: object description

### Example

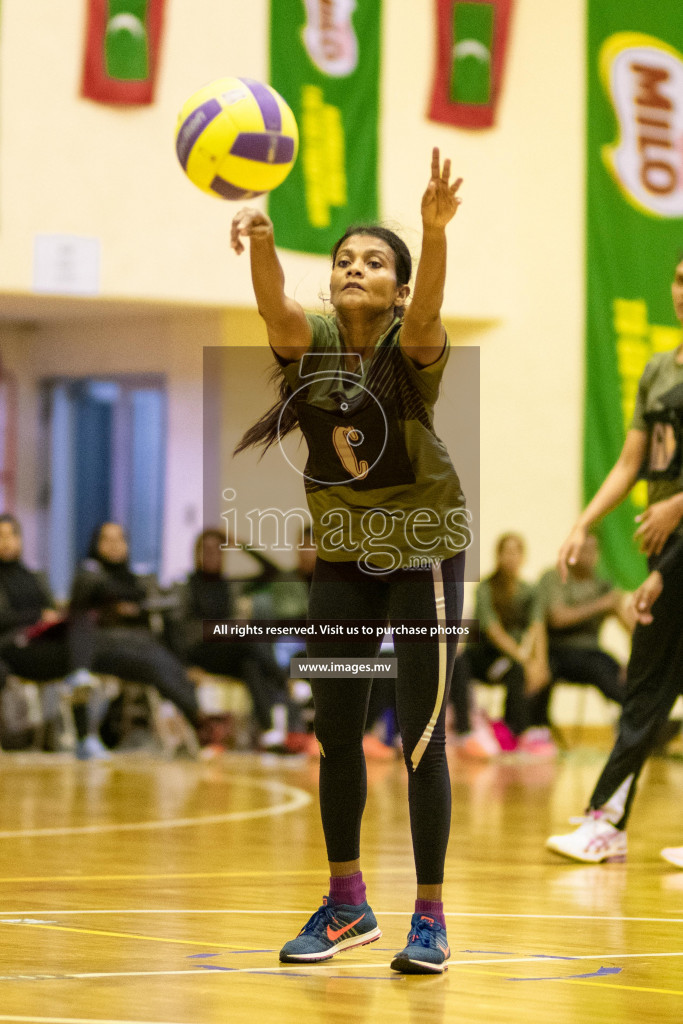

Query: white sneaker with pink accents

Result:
[661,847,683,869]
[546,810,627,863]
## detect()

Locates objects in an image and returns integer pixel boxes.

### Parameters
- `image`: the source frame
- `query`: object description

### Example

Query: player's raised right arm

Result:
[230,207,312,361]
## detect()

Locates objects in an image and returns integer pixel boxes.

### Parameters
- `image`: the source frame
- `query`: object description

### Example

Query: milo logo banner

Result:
[586,1,683,588]
[269,0,380,253]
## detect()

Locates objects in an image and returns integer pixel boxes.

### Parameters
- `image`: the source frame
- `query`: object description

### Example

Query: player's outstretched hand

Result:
[557,524,587,583]
[421,147,463,229]
[633,497,681,557]
[630,570,663,626]
[230,207,274,255]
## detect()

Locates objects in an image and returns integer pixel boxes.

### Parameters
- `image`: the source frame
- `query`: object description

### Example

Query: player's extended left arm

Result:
[401,148,462,366]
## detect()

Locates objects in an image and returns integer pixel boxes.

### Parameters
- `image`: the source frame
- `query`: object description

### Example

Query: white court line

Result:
[2,950,683,983]
[0,779,311,838]
[1,910,682,924]
[0,1017,197,1024]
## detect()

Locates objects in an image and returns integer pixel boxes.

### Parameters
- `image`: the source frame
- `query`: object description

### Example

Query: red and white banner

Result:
[428,0,515,130]
[81,0,167,106]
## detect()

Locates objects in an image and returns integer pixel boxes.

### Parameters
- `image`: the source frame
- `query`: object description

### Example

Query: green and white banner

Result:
[269,0,381,254]
[585,0,683,588]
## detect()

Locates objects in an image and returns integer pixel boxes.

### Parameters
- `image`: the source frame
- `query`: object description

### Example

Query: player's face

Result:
[330,236,408,316]
[672,260,683,324]
[97,523,129,564]
[0,522,21,562]
[497,537,524,576]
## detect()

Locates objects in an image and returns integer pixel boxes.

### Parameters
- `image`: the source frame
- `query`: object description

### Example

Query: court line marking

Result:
[3,950,683,984]
[0,868,398,883]
[0,1017,197,1024]
[451,963,683,997]
[0,920,263,952]
[1,909,682,924]
[0,778,311,838]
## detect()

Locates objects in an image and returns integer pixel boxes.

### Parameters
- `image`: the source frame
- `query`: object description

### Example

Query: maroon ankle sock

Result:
[329,871,366,906]
[415,899,446,928]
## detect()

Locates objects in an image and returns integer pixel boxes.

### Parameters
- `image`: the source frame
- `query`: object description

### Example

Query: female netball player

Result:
[546,256,683,865]
[231,149,467,973]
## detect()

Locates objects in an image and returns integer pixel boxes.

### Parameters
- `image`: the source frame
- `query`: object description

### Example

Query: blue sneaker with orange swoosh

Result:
[279,895,381,963]
[390,914,450,974]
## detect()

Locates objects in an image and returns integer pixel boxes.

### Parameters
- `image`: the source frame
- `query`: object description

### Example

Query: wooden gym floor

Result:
[0,743,682,1024]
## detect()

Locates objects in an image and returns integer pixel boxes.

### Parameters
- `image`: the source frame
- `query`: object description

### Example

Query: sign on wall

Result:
[82,0,167,105]
[428,0,515,129]
[585,1,683,587]
[268,0,380,254]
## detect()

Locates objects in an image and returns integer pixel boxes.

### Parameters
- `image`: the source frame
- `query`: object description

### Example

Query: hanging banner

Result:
[585,0,683,588]
[428,0,514,130]
[82,0,166,105]
[268,0,380,254]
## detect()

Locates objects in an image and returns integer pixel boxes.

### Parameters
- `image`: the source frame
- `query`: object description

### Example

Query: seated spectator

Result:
[533,533,628,721]
[256,528,395,759]
[449,532,554,758]
[250,526,315,637]
[169,527,294,751]
[0,514,109,759]
[69,522,201,750]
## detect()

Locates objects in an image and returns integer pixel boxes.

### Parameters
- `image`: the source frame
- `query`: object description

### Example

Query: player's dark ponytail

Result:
[234,363,298,456]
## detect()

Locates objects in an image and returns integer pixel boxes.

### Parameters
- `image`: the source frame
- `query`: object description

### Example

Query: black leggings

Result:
[0,640,92,740]
[186,641,287,731]
[69,619,200,727]
[526,645,625,727]
[588,563,683,828]
[306,552,465,887]
[449,642,536,736]
[1,628,200,734]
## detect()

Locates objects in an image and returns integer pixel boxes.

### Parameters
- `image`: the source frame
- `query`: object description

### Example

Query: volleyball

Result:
[175,77,299,200]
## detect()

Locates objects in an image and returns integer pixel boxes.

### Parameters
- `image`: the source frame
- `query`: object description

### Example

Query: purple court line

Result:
[509,966,623,982]
[187,951,275,957]
[2,951,683,983]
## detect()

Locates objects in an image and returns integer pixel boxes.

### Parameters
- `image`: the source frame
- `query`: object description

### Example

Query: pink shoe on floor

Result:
[490,719,518,751]
[518,727,558,759]
[456,718,501,760]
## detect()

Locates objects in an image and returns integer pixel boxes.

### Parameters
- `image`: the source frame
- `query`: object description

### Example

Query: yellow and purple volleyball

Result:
[175,77,299,200]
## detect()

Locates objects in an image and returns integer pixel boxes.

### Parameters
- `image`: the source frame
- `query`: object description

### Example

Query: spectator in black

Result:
[534,533,629,715]
[0,513,109,759]
[170,527,293,750]
[69,522,201,744]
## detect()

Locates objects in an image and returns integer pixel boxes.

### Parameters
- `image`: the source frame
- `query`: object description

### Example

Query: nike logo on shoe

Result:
[326,913,366,941]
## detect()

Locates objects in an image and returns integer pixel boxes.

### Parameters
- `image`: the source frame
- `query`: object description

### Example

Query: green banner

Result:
[586,1,683,588]
[269,0,380,254]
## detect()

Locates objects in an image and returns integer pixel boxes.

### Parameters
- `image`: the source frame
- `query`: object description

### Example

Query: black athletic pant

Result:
[186,641,288,732]
[588,561,683,829]
[0,640,92,740]
[69,621,200,728]
[449,642,538,736]
[306,552,465,887]
[527,645,625,727]
[1,628,200,734]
